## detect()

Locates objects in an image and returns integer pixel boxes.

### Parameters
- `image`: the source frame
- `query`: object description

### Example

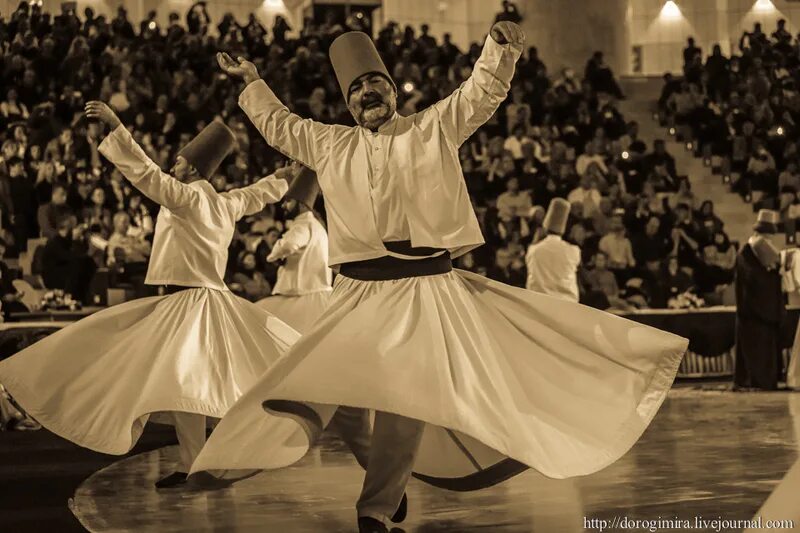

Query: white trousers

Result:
[173,412,207,472]
[330,407,425,524]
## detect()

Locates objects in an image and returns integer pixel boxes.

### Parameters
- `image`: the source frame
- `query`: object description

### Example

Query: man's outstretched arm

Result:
[218,53,332,171]
[86,101,200,211]
[429,22,525,146]
[222,165,296,221]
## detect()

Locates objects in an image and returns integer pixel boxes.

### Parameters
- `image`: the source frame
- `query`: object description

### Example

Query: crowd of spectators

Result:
[0,0,734,315]
[661,21,800,234]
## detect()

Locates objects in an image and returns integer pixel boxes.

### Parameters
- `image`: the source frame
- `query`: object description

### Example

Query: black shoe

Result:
[155,471,188,489]
[358,517,388,533]
[390,493,407,523]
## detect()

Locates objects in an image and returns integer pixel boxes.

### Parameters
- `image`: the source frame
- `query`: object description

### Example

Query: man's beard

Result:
[354,92,396,130]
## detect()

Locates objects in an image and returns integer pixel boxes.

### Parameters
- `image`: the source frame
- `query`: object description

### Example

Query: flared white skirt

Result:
[190,270,687,488]
[0,288,299,455]
[256,289,332,333]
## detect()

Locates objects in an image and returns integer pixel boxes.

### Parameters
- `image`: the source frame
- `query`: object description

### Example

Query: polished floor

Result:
[63,389,800,533]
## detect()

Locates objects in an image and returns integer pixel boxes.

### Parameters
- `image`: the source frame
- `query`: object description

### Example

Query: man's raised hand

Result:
[490,21,525,46]
[84,101,122,130]
[217,52,260,85]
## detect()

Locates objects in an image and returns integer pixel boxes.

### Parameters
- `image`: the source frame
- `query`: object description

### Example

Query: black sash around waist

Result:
[162,284,198,295]
[338,241,453,281]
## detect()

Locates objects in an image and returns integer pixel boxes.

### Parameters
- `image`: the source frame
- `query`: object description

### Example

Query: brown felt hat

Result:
[329,31,396,100]
[178,121,236,179]
[753,209,780,234]
[751,235,780,269]
[284,166,320,210]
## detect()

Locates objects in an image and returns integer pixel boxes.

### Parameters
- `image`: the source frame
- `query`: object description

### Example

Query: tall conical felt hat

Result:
[543,198,571,235]
[178,121,236,179]
[751,235,780,269]
[285,165,320,210]
[329,31,396,100]
[753,208,780,234]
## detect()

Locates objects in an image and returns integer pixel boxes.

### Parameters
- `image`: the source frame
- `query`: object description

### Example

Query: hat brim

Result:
[754,221,778,234]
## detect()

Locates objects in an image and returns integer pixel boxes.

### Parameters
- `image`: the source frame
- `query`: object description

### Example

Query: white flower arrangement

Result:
[40,289,80,311]
[667,290,706,310]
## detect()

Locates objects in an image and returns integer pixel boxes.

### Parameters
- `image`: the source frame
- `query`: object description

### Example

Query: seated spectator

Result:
[487,248,525,287]
[670,177,697,210]
[670,203,702,267]
[231,251,271,302]
[710,230,736,271]
[647,161,677,192]
[107,212,151,269]
[632,216,671,268]
[575,141,608,176]
[778,161,800,192]
[567,175,602,218]
[693,245,734,301]
[742,143,777,198]
[585,251,629,310]
[696,200,723,233]
[591,197,614,236]
[496,177,532,221]
[81,186,113,238]
[503,124,532,161]
[41,215,97,304]
[567,221,599,264]
[36,184,73,239]
[645,139,677,179]
[598,215,636,281]
[0,238,27,315]
[667,81,703,131]
[656,255,694,306]
[0,88,30,123]
[125,194,154,238]
[6,157,37,254]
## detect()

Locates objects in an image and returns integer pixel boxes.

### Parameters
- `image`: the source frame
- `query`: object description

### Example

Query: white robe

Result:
[0,126,298,455]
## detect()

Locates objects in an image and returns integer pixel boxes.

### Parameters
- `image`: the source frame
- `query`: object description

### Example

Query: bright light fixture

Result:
[264,0,283,7]
[754,0,776,12]
[660,1,682,20]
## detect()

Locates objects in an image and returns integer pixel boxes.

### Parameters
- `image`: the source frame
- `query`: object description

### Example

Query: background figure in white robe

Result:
[782,248,800,389]
[525,198,581,301]
[257,166,332,332]
[201,22,687,533]
[0,102,298,490]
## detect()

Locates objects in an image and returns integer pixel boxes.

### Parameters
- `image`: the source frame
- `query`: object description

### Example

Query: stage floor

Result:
[69,389,800,533]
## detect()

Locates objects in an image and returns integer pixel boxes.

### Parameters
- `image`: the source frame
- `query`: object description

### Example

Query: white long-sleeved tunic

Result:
[239,36,522,267]
[99,125,288,291]
[267,211,332,296]
[525,235,582,302]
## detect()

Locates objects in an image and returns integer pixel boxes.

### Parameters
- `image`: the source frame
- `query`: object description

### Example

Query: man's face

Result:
[114,215,130,235]
[645,218,661,237]
[53,188,67,205]
[495,251,511,269]
[9,162,24,177]
[2,143,16,159]
[156,94,168,111]
[171,156,195,182]
[347,73,397,131]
